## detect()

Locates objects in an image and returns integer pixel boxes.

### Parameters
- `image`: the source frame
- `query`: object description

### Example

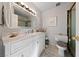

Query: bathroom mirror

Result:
[3,2,36,28]
[15,13,31,27]
[17,14,31,27]
[13,3,33,27]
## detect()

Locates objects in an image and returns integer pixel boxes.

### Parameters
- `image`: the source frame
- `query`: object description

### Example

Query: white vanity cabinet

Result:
[35,33,45,56]
[3,32,45,57]
[10,40,36,57]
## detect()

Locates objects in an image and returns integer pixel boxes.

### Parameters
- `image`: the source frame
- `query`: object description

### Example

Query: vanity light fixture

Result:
[15,2,36,16]
[30,8,36,16]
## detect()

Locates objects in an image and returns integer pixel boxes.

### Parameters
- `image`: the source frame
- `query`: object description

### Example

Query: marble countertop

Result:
[2,32,45,45]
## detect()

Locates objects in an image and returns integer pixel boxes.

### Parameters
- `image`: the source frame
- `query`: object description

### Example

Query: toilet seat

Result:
[57,41,67,47]
[57,41,67,50]
[56,44,67,50]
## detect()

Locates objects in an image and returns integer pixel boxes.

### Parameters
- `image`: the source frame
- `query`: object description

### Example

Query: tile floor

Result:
[40,45,72,57]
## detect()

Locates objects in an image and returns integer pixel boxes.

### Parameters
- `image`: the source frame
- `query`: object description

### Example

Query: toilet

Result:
[55,35,68,57]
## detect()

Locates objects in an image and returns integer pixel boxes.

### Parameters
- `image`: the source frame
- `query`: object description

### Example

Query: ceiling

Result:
[32,2,73,12]
[33,2,57,12]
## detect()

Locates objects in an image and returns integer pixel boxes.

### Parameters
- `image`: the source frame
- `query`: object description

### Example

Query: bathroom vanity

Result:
[0,2,45,57]
[2,32,45,57]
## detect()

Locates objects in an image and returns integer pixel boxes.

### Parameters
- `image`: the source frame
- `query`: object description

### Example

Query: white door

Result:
[76,3,79,57]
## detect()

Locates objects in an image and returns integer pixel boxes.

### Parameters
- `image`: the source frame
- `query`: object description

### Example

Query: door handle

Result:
[72,35,79,40]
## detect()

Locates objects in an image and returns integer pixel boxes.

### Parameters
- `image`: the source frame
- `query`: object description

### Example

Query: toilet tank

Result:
[55,35,68,43]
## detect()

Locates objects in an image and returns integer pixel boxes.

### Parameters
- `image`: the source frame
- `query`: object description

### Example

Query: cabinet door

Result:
[36,34,45,56]
[10,51,22,57]
[39,37,45,54]
[10,48,25,57]
[23,41,36,57]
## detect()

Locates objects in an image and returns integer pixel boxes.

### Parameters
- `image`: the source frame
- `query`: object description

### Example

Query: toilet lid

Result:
[57,41,67,47]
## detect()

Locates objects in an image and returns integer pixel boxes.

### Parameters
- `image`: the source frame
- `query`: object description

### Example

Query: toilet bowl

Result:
[55,35,68,57]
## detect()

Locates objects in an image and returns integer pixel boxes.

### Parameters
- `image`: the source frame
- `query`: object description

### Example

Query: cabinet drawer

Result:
[10,39,27,54]
[10,41,36,57]
[10,38,34,55]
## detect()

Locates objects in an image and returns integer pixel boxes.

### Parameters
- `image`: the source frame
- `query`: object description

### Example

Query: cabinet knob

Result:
[37,41,38,44]
[21,54,24,57]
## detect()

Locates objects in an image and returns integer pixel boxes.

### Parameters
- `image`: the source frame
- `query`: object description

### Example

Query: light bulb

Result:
[21,2,24,5]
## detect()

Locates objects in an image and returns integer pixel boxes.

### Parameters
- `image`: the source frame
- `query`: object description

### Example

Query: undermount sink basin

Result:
[9,33,18,38]
[8,32,19,38]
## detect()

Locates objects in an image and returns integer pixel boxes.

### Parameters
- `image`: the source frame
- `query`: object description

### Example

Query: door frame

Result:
[67,2,76,57]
